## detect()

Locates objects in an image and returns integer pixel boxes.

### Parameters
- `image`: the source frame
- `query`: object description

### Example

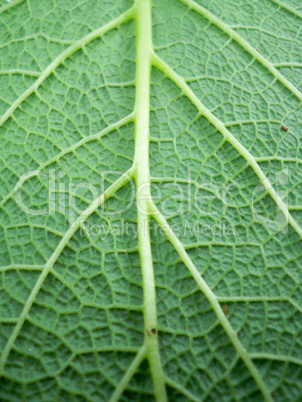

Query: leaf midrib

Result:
[1,0,301,400]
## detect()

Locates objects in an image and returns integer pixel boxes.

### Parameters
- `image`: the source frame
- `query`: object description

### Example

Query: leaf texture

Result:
[0,0,302,400]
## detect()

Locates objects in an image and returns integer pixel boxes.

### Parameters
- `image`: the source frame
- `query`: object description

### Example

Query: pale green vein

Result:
[217,296,302,313]
[133,0,167,400]
[5,224,63,237]
[13,317,75,353]
[0,264,43,272]
[49,267,89,302]
[1,0,301,399]
[203,356,239,400]
[0,0,24,14]
[149,200,273,402]
[152,54,302,239]
[251,353,302,367]
[256,156,302,163]
[185,75,260,92]
[229,25,301,40]
[224,119,283,127]
[24,316,89,354]
[109,346,146,402]
[0,166,134,377]
[0,113,133,208]
[178,0,302,100]
[0,69,41,77]
[268,0,302,19]
[288,298,302,313]
[50,267,143,312]
[0,318,18,323]
[217,296,291,302]
[165,376,200,402]
[274,62,302,68]
[0,6,135,129]
[0,34,74,50]
[289,205,302,210]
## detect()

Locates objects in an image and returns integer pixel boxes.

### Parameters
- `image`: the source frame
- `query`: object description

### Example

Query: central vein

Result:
[133,0,167,400]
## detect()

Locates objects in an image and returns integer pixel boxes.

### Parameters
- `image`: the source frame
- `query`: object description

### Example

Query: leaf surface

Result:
[0,0,302,400]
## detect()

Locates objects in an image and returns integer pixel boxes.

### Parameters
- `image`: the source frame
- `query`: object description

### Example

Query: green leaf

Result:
[0,0,302,400]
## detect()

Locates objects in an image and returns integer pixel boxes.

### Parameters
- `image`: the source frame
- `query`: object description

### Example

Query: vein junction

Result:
[2,0,302,400]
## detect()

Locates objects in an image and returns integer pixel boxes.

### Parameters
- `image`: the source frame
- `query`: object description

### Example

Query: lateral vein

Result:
[0,113,134,208]
[178,0,302,100]
[109,346,147,402]
[149,200,273,402]
[0,167,134,377]
[165,376,200,402]
[0,0,25,14]
[0,7,135,129]
[250,353,302,366]
[152,54,302,240]
[268,0,302,19]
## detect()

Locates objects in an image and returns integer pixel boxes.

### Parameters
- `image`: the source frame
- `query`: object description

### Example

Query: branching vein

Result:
[149,200,273,401]
[1,0,302,400]
[152,54,302,240]
[0,113,134,208]
[0,0,25,15]
[109,346,146,402]
[0,6,135,129]
[251,353,302,367]
[0,167,134,377]
[178,0,302,100]
[268,0,302,19]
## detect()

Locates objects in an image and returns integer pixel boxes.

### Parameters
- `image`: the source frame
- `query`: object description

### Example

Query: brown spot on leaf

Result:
[281,126,288,131]
[223,305,228,315]
[146,330,151,337]
[151,328,156,334]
